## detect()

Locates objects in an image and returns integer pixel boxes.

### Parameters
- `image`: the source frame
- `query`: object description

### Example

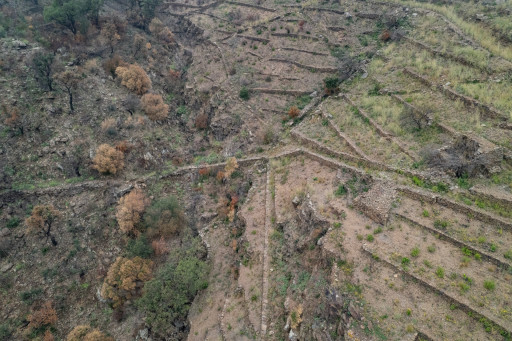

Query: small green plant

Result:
[423,259,433,268]
[434,219,449,229]
[459,282,470,293]
[490,243,497,252]
[406,308,412,316]
[239,87,250,100]
[366,234,374,242]
[422,210,429,217]
[461,247,473,257]
[334,184,347,196]
[484,280,495,291]
[504,250,512,260]
[411,247,420,257]
[427,244,436,253]
[357,234,364,241]
[435,267,445,278]
[374,227,383,234]
[462,274,473,284]
[251,294,258,302]
[474,253,481,261]
[6,217,20,229]
[401,257,410,266]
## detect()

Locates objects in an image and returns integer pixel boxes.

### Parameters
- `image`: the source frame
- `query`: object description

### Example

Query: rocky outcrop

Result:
[353,181,396,225]
[426,134,503,177]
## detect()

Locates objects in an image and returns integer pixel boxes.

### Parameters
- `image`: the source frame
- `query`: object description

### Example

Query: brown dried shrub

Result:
[380,30,391,41]
[116,189,150,235]
[103,55,124,78]
[115,140,132,153]
[116,64,152,95]
[288,106,300,118]
[198,167,210,177]
[100,118,117,133]
[28,301,57,329]
[92,144,125,175]
[140,93,169,121]
[195,113,208,129]
[216,171,225,182]
[151,237,170,256]
[44,330,55,341]
[101,257,153,308]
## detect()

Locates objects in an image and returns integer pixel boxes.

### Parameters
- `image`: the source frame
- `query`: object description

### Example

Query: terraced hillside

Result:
[1,0,512,339]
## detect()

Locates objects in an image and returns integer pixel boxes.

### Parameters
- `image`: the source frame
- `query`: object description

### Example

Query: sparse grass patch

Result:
[483,280,495,291]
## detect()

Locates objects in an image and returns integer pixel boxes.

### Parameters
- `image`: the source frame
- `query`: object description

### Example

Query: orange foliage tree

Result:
[115,63,151,95]
[28,301,58,329]
[140,93,169,121]
[26,205,60,245]
[92,144,124,175]
[67,325,114,341]
[101,257,153,307]
[116,189,150,235]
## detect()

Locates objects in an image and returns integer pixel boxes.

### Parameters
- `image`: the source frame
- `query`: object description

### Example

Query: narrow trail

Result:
[260,162,273,337]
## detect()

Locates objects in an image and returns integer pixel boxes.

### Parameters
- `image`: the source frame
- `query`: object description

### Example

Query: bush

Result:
[324,76,339,94]
[103,55,124,78]
[435,267,444,278]
[30,52,54,91]
[116,64,152,95]
[67,325,113,341]
[195,113,208,129]
[288,106,300,118]
[28,301,57,329]
[125,235,153,259]
[334,185,347,196]
[92,144,124,175]
[483,280,495,291]
[144,196,184,238]
[239,87,250,100]
[20,288,43,305]
[137,236,208,337]
[26,205,60,245]
[141,93,169,121]
[116,189,150,236]
[101,257,153,308]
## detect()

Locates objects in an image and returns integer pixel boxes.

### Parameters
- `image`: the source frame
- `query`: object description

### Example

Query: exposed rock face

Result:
[293,194,330,250]
[353,181,396,225]
[427,134,503,177]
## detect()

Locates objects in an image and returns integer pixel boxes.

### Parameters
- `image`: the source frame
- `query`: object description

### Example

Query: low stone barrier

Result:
[395,213,511,270]
[397,186,512,230]
[362,246,511,334]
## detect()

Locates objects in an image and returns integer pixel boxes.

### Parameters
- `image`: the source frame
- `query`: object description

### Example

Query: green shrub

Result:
[334,184,347,196]
[323,76,339,91]
[6,217,20,229]
[435,267,444,278]
[366,234,374,242]
[137,236,208,337]
[125,234,154,259]
[20,288,43,304]
[410,247,420,257]
[143,196,184,238]
[239,87,250,100]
